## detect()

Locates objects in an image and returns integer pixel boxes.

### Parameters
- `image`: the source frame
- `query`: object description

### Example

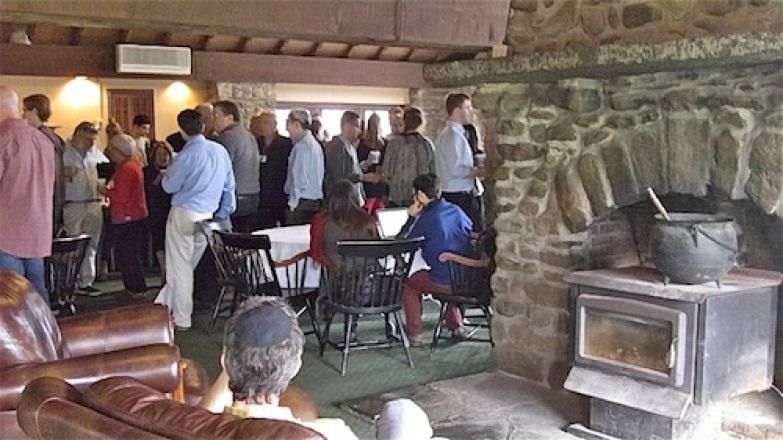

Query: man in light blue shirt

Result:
[433,93,484,231]
[283,109,324,225]
[155,109,236,330]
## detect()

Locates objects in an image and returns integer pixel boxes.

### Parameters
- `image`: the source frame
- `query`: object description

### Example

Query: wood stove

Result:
[563,266,781,439]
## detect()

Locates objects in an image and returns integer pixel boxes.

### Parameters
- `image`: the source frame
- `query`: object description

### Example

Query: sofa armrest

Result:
[17,377,165,440]
[58,304,173,358]
[0,344,180,411]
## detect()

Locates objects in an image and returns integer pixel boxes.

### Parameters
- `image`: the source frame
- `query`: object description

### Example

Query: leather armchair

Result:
[0,271,180,438]
[18,376,325,440]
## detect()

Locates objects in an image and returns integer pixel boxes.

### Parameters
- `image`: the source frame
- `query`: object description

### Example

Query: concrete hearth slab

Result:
[722,389,783,440]
[341,371,589,439]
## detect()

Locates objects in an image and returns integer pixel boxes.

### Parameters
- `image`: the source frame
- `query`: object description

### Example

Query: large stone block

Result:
[555,166,594,232]
[539,0,578,37]
[580,6,607,36]
[746,131,783,215]
[548,79,602,113]
[666,114,710,195]
[622,3,662,28]
[628,129,667,193]
[577,154,615,215]
[522,280,570,309]
[601,140,640,206]
[711,129,745,198]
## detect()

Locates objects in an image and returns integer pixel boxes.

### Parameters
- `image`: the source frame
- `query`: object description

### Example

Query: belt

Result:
[442,191,472,195]
[64,199,102,204]
[300,198,322,202]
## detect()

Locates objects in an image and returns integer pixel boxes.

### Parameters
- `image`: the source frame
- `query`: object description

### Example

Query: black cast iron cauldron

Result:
[650,213,738,285]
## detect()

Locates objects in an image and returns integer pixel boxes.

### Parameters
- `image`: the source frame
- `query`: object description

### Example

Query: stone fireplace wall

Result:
[211,82,277,123]
[506,0,783,56]
[414,62,783,386]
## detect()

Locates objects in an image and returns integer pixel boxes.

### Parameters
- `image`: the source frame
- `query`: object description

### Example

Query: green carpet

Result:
[90,275,495,439]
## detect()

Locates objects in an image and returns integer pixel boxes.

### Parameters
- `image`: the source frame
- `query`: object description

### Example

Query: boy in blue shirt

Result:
[398,173,473,346]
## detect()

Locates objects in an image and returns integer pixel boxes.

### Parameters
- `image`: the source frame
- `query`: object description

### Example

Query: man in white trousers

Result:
[62,122,108,294]
[155,109,235,331]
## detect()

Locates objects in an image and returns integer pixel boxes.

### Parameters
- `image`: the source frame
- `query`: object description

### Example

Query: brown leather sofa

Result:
[0,271,182,438]
[18,376,325,439]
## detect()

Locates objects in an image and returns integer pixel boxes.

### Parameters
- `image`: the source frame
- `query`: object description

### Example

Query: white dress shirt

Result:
[62,142,109,202]
[433,121,474,193]
[284,131,324,210]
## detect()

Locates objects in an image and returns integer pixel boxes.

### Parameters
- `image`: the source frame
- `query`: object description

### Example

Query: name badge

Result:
[260,155,268,164]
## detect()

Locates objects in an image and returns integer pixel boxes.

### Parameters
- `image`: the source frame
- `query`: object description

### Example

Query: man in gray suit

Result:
[323,111,381,204]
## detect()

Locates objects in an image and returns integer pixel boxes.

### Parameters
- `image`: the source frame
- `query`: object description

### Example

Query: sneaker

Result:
[409,333,425,347]
[175,325,191,333]
[77,285,102,297]
[452,327,468,340]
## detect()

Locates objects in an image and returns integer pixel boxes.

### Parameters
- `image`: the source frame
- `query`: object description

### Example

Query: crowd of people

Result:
[0,84,491,437]
[0,85,487,339]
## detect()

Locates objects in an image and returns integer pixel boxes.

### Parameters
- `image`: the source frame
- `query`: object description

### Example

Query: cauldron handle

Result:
[693,225,739,254]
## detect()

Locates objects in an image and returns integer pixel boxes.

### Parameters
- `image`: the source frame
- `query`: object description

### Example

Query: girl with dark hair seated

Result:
[309,179,379,271]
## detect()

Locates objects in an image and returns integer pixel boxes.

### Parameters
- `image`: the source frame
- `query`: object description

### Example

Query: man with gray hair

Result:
[251,110,292,229]
[283,109,324,225]
[62,121,109,295]
[198,296,357,439]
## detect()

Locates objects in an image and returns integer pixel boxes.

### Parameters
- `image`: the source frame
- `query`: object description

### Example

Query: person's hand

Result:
[63,166,79,178]
[362,173,382,184]
[408,200,424,217]
[471,166,486,179]
[97,181,109,196]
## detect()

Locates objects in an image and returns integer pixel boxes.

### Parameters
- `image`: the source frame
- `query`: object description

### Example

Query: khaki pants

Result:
[154,207,210,328]
[62,202,103,288]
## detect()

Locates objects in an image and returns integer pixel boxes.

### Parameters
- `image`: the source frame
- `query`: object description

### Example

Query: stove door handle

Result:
[666,337,678,369]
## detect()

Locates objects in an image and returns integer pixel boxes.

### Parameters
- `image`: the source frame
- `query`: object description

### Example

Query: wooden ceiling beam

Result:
[68,27,83,45]
[305,42,320,56]
[271,39,287,55]
[0,0,509,50]
[236,36,251,52]
[402,47,415,62]
[341,44,355,58]
[25,24,36,41]
[0,42,428,88]
[373,46,385,60]
[200,34,213,50]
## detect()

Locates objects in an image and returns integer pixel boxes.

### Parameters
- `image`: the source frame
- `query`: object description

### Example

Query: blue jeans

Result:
[0,251,49,303]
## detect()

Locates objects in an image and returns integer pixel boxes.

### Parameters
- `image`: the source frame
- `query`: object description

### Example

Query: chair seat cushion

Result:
[83,377,324,440]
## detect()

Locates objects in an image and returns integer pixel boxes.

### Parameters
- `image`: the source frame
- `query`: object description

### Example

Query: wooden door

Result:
[107,89,155,139]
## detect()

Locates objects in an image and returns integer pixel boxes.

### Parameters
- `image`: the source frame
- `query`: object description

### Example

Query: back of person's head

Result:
[403,106,424,132]
[445,93,470,116]
[109,133,137,157]
[288,108,311,131]
[340,111,360,129]
[132,114,151,127]
[223,296,304,404]
[0,86,20,121]
[22,94,52,122]
[214,100,241,122]
[412,173,441,200]
[177,109,204,136]
[73,121,98,138]
[376,399,434,440]
[326,180,373,231]
[309,118,321,137]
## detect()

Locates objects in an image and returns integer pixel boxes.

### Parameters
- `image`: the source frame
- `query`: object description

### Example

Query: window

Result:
[273,103,399,138]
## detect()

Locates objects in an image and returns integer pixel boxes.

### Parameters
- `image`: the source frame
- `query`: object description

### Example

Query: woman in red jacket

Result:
[101,133,149,298]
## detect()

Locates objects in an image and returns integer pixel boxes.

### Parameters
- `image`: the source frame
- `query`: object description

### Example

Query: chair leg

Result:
[306,294,321,345]
[319,312,333,357]
[482,305,495,347]
[209,286,227,332]
[340,314,354,376]
[430,301,448,352]
[393,311,414,369]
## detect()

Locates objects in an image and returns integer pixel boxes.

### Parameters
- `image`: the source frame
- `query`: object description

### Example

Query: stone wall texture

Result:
[423,62,783,386]
[213,82,277,125]
[506,0,783,56]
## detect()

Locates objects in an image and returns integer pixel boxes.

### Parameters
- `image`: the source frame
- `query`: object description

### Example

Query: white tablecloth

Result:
[253,224,428,289]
